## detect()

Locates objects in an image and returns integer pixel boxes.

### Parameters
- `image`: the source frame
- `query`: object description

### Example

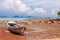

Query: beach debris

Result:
[57,21,60,24]
[48,21,52,24]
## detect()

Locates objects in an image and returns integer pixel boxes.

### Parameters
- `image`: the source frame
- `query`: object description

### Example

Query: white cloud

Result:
[51,9,57,15]
[27,10,35,16]
[0,0,31,12]
[35,8,47,13]
[26,0,60,9]
[51,9,56,13]
[0,0,60,17]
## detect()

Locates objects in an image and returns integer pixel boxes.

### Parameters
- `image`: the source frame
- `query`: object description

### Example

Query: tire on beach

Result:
[8,27,26,35]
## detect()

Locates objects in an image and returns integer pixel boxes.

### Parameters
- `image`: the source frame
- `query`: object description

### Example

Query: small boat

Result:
[7,21,26,35]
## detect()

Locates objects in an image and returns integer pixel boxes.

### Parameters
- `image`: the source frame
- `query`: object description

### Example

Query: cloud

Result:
[0,0,60,17]
[35,8,47,13]
[50,9,57,15]
[26,0,60,9]
[51,9,56,13]
[0,0,31,12]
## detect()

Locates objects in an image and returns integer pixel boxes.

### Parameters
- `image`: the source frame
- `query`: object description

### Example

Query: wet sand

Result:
[0,18,60,40]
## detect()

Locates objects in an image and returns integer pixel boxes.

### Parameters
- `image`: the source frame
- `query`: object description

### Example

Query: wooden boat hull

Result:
[8,27,26,35]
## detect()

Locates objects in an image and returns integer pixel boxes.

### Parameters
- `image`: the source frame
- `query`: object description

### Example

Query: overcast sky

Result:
[0,0,60,18]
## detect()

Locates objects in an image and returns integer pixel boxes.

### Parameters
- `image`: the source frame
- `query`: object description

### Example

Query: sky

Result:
[0,0,60,18]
